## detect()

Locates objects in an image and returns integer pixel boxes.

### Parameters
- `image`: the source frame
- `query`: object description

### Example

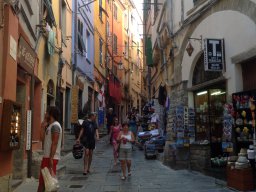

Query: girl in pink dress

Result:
[109,117,121,165]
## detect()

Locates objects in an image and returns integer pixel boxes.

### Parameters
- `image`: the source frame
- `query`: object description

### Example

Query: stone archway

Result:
[177,0,256,74]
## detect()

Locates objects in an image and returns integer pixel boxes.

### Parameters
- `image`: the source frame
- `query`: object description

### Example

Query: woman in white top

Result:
[117,123,135,180]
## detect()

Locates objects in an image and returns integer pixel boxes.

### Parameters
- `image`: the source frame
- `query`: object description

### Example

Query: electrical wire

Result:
[65,0,73,13]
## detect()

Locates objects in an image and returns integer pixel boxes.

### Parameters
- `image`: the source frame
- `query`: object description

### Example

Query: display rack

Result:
[232,91,256,152]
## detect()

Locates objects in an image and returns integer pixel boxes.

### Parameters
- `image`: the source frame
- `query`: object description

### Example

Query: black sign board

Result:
[204,39,225,71]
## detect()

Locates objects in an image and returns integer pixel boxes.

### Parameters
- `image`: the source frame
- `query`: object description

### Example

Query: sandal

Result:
[121,176,126,180]
[83,172,87,175]
[128,172,131,176]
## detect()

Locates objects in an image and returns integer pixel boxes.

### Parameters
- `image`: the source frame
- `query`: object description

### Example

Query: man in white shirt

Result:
[37,106,62,192]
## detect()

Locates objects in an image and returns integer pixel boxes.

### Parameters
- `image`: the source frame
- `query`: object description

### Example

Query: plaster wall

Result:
[18,0,40,48]
[181,11,256,97]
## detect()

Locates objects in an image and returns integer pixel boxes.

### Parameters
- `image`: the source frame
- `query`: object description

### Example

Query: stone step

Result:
[11,179,23,191]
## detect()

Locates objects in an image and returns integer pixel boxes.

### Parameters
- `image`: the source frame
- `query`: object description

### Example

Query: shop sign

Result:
[10,35,17,61]
[26,110,32,151]
[17,37,37,74]
[204,39,225,71]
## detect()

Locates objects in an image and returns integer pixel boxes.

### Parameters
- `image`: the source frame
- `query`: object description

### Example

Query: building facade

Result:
[0,0,41,190]
[144,0,256,175]
[0,0,73,190]
[72,0,94,121]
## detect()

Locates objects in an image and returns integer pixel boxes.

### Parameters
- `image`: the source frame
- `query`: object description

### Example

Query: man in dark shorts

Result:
[77,113,99,175]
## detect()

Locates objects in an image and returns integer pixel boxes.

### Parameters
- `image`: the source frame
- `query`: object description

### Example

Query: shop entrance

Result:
[192,53,226,162]
[194,85,226,158]
[12,82,26,179]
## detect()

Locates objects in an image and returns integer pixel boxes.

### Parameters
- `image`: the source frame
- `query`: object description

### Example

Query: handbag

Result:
[41,167,60,192]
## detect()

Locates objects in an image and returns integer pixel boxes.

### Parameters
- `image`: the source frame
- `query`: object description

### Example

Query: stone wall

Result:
[164,81,188,165]
[0,175,11,192]
[190,144,211,172]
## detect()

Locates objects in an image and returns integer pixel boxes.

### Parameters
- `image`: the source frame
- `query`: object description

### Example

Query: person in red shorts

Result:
[37,106,62,192]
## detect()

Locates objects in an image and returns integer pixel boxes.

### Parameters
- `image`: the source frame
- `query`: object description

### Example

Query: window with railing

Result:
[106,21,110,37]
[124,41,128,59]
[154,0,159,19]
[113,4,118,20]
[99,0,103,20]
[77,19,85,53]
[113,34,117,54]
[99,38,103,65]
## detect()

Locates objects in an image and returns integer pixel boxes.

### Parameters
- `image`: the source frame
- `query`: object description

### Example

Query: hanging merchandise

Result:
[173,106,195,147]
[165,96,170,111]
[158,85,167,106]
[222,104,234,153]
[232,91,255,153]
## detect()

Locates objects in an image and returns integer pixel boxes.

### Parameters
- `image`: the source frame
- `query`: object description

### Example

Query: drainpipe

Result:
[27,0,45,177]
[72,0,78,86]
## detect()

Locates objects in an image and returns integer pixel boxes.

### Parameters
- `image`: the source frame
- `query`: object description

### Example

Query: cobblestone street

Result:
[43,137,231,192]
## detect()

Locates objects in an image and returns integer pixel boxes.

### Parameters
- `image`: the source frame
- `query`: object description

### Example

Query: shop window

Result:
[194,86,226,158]
[192,54,222,86]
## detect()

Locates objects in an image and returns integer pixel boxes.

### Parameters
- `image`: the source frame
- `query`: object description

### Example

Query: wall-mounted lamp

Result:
[186,41,194,57]
[186,35,203,57]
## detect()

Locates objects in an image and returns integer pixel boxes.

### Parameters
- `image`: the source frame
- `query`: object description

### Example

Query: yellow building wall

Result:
[37,0,72,114]
[94,0,107,78]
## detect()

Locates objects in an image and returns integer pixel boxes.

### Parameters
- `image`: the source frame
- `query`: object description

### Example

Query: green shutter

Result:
[146,37,153,67]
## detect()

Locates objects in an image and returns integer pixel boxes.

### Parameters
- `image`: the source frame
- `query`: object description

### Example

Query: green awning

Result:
[44,0,56,27]
[146,37,153,67]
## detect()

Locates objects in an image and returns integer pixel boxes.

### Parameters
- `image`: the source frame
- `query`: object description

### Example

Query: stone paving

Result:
[15,136,235,192]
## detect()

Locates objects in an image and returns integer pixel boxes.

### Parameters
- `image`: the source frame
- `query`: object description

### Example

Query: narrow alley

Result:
[15,136,232,192]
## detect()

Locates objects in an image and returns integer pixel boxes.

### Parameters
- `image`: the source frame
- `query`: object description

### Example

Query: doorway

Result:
[65,87,71,130]
[12,82,26,179]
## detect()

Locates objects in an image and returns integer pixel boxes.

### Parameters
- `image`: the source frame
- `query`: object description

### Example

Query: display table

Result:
[227,166,254,191]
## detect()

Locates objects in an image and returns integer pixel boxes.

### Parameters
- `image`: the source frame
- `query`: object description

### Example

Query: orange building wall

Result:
[0,6,19,177]
[106,1,124,68]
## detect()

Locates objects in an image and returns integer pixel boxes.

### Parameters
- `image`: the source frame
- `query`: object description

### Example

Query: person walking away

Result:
[77,112,99,175]
[37,107,62,192]
[129,114,137,150]
[109,117,121,165]
[117,123,135,180]
[106,108,115,134]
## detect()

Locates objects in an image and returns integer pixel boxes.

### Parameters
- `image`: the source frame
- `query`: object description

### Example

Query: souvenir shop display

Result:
[173,106,195,147]
[232,91,256,152]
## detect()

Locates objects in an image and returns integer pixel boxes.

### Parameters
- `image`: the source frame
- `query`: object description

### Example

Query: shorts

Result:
[38,157,58,190]
[119,148,132,160]
[83,139,96,150]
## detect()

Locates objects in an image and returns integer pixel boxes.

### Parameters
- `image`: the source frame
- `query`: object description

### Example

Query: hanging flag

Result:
[97,85,105,107]
[97,85,103,102]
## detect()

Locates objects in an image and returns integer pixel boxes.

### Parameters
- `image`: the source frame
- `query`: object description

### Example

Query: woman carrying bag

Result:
[117,123,135,180]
